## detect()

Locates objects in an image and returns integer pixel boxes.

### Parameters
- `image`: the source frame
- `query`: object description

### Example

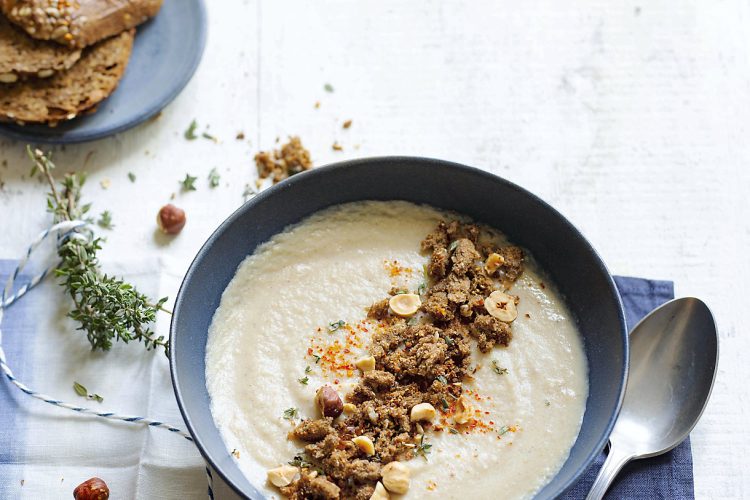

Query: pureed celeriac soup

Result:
[205,201,588,500]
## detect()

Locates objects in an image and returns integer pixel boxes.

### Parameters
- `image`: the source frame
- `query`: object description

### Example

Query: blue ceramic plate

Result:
[0,0,206,144]
[170,157,628,499]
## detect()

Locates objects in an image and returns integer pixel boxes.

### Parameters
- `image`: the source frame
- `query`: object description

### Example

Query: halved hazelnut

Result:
[484,290,518,322]
[485,253,505,274]
[267,465,298,487]
[381,461,410,494]
[355,355,376,372]
[410,402,437,422]
[352,435,375,456]
[315,385,343,418]
[370,481,391,500]
[389,293,421,316]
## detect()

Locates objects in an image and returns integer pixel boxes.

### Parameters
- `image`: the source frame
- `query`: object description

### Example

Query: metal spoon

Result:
[586,297,718,500]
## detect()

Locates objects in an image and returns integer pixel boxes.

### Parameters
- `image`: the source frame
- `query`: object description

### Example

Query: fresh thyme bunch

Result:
[27,146,170,356]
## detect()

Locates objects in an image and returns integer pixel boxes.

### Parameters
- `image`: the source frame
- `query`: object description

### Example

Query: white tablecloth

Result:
[0,1,748,497]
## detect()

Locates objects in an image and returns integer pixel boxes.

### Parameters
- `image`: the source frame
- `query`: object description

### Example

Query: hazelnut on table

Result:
[157,204,186,235]
[73,477,109,500]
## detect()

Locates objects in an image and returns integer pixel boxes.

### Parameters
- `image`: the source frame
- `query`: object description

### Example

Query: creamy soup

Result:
[206,201,588,499]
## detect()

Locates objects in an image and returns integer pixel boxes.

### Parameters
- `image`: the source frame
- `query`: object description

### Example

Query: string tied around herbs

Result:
[0,221,215,499]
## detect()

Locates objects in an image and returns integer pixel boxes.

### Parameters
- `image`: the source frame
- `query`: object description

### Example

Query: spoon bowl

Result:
[587,297,718,499]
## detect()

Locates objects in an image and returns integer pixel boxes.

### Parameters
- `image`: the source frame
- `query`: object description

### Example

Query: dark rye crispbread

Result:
[0,15,81,82]
[1,0,162,48]
[0,29,134,125]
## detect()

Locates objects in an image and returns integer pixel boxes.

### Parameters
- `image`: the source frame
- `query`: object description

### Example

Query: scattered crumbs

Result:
[180,173,197,192]
[525,313,531,318]
[99,178,111,189]
[342,119,352,129]
[61,478,64,483]
[208,168,220,188]
[324,83,334,93]
[97,210,114,230]
[184,119,199,140]
[539,282,546,289]
[314,101,321,109]
[255,136,312,184]
[427,480,437,491]
[236,131,245,140]
[20,480,24,487]
[170,192,176,200]
[332,141,343,152]
[202,132,218,143]
[127,172,136,183]
[231,449,240,459]
[545,400,551,407]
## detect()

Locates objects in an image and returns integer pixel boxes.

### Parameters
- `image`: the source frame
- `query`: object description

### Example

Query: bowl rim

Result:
[170,155,628,500]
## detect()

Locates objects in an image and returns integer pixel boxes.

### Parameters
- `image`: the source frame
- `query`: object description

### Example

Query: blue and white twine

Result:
[0,220,214,499]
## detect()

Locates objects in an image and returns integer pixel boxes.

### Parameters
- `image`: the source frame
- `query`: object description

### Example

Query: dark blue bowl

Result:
[170,156,627,499]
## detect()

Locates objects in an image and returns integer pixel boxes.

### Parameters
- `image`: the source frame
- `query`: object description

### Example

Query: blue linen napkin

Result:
[564,276,695,500]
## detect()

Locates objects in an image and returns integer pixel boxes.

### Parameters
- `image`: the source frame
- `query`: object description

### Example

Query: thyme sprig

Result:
[27,147,170,356]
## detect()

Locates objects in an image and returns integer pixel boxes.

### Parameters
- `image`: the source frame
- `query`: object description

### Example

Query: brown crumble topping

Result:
[342,120,352,129]
[332,141,343,152]
[281,220,525,499]
[254,136,312,184]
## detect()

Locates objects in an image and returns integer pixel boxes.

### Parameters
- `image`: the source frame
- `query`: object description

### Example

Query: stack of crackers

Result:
[0,0,163,125]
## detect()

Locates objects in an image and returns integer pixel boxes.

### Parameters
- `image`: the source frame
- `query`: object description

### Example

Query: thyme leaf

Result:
[184,119,198,140]
[208,168,220,188]
[492,360,508,375]
[283,407,299,421]
[96,210,113,230]
[73,381,103,403]
[416,434,432,460]
[180,174,197,192]
[328,320,345,332]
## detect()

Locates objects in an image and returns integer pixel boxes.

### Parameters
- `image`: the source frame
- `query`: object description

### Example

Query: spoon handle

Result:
[585,442,632,500]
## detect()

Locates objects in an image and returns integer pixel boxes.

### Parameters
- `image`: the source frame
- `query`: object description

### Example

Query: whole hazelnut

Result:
[315,385,343,418]
[73,477,109,500]
[157,204,186,235]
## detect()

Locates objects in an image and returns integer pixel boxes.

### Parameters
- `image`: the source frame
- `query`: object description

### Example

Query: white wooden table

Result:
[1,1,747,497]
